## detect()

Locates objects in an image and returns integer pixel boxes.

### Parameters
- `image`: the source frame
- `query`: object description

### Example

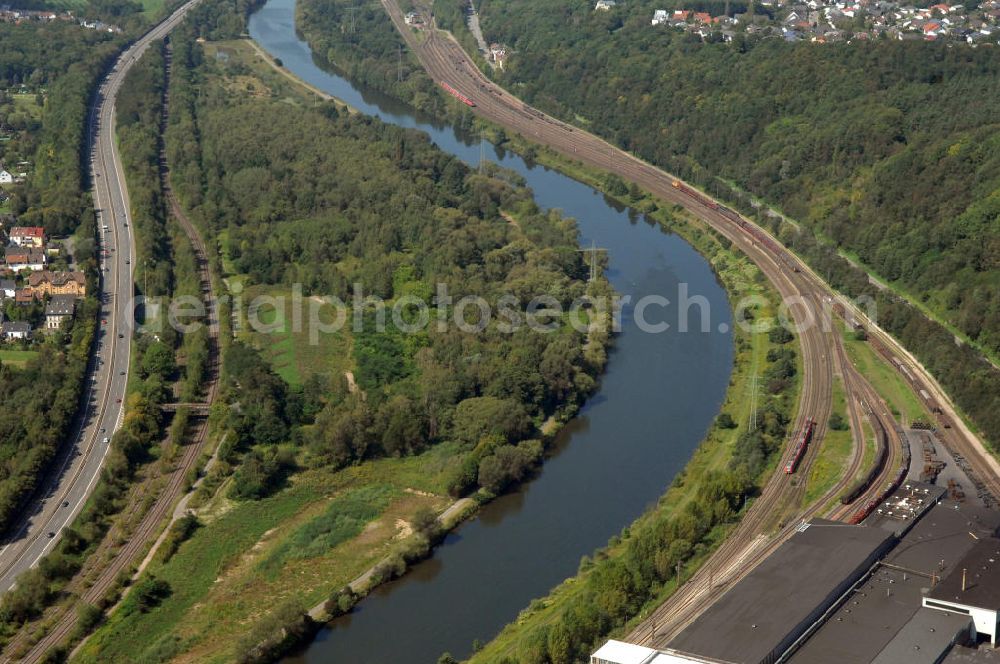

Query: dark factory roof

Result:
[928,537,1000,610]
[669,520,893,664]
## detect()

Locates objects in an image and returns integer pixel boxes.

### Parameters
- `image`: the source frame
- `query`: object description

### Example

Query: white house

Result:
[595,0,616,10]
[0,170,12,185]
[1,321,31,340]
[652,9,669,24]
[45,295,76,330]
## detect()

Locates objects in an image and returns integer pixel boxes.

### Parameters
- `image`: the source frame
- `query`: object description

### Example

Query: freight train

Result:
[784,418,816,474]
[847,426,912,524]
[840,415,890,505]
[671,180,800,272]
[440,81,475,107]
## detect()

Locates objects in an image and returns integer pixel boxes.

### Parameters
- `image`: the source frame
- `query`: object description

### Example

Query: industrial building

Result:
[667,520,895,664]
[592,480,1000,664]
[923,538,1000,646]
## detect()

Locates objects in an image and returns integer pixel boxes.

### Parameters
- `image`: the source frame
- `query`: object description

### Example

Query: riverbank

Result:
[457,141,799,663]
[76,27,622,663]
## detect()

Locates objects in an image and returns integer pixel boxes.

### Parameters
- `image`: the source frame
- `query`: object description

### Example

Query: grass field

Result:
[840,327,931,426]
[803,375,852,505]
[238,285,352,386]
[78,446,459,663]
[0,349,38,368]
[11,92,43,121]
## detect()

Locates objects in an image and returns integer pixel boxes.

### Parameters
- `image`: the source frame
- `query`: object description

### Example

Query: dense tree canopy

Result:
[478,0,1000,355]
[162,24,610,499]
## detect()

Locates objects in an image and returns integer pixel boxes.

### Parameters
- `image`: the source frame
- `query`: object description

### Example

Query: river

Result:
[247,1,734,660]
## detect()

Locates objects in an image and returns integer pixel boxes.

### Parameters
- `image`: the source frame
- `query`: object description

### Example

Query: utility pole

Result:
[397,44,403,83]
[577,240,608,282]
[748,373,758,433]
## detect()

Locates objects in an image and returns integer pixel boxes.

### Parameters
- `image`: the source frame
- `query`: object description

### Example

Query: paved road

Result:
[0,0,203,595]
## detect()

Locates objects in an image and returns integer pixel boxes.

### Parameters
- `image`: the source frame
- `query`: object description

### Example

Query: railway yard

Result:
[381,3,1000,661]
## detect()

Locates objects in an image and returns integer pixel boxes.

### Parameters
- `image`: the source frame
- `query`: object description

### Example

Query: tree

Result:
[717,412,737,429]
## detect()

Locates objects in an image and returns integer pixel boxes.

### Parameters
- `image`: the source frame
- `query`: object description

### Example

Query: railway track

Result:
[8,35,220,663]
[377,0,1000,646]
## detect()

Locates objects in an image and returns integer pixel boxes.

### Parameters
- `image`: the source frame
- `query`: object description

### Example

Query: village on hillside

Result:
[597,0,1000,43]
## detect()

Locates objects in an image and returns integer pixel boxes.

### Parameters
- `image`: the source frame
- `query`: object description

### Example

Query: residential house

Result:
[595,0,616,10]
[27,270,86,298]
[5,247,46,272]
[694,11,713,22]
[0,170,12,184]
[652,8,669,24]
[45,295,75,330]
[8,226,45,247]
[0,279,14,298]
[14,288,34,304]
[1,321,31,340]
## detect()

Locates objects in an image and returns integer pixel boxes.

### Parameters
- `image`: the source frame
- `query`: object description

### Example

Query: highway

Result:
[0,0,203,596]
[380,0,1000,646]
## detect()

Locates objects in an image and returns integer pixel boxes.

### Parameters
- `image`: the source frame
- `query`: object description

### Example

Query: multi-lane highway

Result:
[380,0,1000,645]
[0,0,203,595]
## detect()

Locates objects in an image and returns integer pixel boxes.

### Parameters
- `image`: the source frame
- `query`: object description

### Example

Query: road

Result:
[380,0,1000,645]
[0,0,204,596]
[4,35,219,661]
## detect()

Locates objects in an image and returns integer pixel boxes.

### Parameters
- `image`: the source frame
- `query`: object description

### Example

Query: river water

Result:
[247,1,734,660]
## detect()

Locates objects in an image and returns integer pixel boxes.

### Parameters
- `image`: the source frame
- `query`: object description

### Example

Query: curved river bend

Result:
[248,2,734,661]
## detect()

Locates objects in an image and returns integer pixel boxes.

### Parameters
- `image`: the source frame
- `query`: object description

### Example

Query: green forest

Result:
[296,0,470,121]
[467,0,1000,448]
[292,0,1000,449]
[478,0,1000,352]
[476,0,1000,349]
[164,15,608,493]
[0,22,121,235]
[68,0,615,652]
